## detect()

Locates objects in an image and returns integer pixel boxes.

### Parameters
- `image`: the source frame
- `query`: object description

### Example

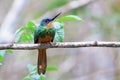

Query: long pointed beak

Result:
[51,12,61,21]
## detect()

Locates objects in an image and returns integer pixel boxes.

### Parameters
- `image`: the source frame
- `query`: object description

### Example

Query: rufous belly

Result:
[38,35,53,43]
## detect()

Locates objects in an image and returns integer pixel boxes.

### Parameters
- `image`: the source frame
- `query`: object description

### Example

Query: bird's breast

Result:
[37,24,55,43]
[38,35,53,43]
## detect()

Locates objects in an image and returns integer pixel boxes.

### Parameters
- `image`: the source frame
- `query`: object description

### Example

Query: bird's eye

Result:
[45,20,48,23]
[45,19,50,23]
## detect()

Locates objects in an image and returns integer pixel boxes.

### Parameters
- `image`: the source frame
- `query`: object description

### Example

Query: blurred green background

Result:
[0,0,120,80]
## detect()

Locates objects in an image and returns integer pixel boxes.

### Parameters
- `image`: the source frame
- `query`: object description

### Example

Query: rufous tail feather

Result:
[38,48,47,74]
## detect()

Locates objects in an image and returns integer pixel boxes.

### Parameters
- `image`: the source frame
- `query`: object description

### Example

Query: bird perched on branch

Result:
[34,13,61,75]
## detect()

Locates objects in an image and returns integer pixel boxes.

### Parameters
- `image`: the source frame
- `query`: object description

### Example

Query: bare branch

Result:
[41,0,96,18]
[0,41,120,50]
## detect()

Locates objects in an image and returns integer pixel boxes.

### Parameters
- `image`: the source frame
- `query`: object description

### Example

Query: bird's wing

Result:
[34,26,47,43]
[34,29,39,43]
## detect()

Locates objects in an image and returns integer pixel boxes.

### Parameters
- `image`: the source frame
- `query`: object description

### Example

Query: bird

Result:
[34,13,61,75]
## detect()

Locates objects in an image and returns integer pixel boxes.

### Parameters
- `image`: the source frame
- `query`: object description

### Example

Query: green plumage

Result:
[34,13,61,74]
[34,25,56,43]
[34,25,56,74]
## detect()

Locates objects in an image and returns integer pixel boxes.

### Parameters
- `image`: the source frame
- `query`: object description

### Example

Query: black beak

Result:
[51,12,61,21]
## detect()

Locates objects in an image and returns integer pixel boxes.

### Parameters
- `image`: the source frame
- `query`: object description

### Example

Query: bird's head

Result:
[40,12,61,26]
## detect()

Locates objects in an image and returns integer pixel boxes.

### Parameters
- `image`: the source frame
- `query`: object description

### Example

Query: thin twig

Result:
[0,41,120,50]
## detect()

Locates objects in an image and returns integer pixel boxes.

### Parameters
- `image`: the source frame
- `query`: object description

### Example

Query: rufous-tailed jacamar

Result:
[34,13,61,75]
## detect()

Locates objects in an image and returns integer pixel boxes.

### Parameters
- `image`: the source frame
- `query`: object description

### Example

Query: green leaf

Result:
[46,67,58,71]
[15,25,35,36]
[27,64,36,73]
[0,50,6,63]
[15,21,35,43]
[15,26,27,35]
[23,76,32,80]
[39,74,46,80]
[15,27,33,43]
[54,22,64,42]
[17,32,33,42]
[6,49,13,54]
[23,74,41,80]
[0,63,2,65]
[31,74,40,80]
[27,21,36,31]
[56,15,83,22]
[27,21,35,27]
[17,21,35,33]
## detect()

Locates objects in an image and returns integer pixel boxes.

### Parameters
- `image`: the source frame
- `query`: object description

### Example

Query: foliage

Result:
[23,64,40,80]
[56,15,83,22]
[15,15,83,43]
[23,64,58,80]
[0,50,13,65]
[0,50,6,65]
[15,21,36,43]
[0,15,83,79]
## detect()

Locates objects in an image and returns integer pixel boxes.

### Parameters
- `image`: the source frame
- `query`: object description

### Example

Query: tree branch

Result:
[0,41,120,50]
[41,0,96,19]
